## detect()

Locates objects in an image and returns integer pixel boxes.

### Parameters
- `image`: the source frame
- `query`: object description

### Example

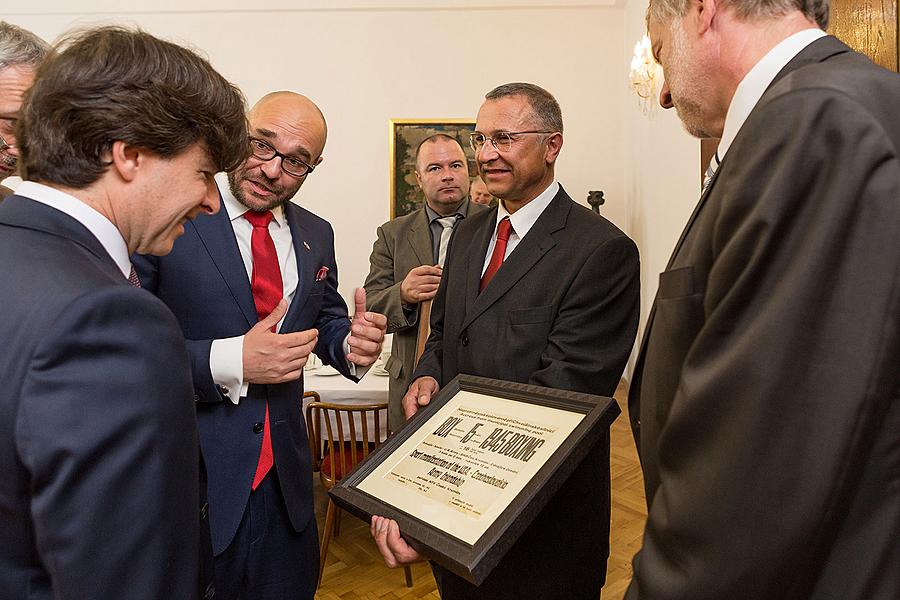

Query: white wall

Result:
[9,1,628,309]
[621,0,698,375]
[9,0,703,376]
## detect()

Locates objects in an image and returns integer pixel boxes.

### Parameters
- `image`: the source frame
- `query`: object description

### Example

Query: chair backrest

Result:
[305,400,389,489]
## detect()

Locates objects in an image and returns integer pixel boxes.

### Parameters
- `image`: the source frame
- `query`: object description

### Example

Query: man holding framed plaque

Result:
[372,82,640,600]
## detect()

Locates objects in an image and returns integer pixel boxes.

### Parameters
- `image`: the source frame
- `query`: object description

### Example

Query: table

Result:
[303,367,389,441]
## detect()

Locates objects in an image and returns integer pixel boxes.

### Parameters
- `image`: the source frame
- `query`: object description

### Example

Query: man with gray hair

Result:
[627,0,900,598]
[0,21,48,199]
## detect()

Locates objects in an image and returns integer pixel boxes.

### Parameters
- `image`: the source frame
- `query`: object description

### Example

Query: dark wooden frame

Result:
[329,374,620,585]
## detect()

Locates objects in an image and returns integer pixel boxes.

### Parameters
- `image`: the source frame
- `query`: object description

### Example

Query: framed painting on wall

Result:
[390,119,476,219]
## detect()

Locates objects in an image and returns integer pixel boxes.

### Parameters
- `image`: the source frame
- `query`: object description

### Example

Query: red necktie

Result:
[480,217,513,292]
[128,265,141,288]
[244,210,282,490]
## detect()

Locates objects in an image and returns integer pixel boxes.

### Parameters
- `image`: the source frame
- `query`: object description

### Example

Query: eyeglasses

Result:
[469,131,556,153]
[249,138,315,177]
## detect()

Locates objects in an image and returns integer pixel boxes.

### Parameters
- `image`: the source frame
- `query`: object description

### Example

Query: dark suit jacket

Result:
[0,195,201,599]
[364,200,486,430]
[414,186,640,600]
[134,196,353,555]
[627,36,900,600]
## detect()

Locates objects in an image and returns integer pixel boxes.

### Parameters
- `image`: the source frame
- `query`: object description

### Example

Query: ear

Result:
[544,132,563,165]
[696,0,717,34]
[414,169,423,187]
[107,140,143,183]
[314,155,324,167]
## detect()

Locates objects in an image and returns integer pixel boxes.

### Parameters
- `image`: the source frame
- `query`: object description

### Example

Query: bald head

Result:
[228,90,328,211]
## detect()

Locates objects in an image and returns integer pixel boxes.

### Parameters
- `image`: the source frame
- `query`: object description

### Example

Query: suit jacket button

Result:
[460,333,469,346]
[200,502,209,521]
[204,582,216,599]
[193,394,201,402]
[253,422,264,434]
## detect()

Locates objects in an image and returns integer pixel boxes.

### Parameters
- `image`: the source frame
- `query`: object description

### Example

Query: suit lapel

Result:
[462,192,566,331]
[192,206,257,327]
[281,202,316,331]
[464,206,499,320]
[407,209,434,266]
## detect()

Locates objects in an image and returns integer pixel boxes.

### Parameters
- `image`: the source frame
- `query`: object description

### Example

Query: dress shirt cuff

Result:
[210,335,246,404]
[343,333,372,379]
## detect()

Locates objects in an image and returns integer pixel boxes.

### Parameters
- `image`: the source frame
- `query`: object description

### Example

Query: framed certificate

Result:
[329,374,620,585]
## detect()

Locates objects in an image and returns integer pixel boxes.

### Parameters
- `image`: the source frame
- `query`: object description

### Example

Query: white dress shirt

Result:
[718,28,826,160]
[481,181,559,275]
[16,181,131,279]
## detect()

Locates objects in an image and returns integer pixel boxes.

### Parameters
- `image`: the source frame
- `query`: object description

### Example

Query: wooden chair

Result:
[305,399,413,588]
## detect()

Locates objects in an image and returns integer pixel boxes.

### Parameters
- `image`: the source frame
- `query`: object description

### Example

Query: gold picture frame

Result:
[389,118,476,219]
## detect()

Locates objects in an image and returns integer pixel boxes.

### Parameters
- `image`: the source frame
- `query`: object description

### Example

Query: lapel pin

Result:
[315,266,329,282]
[303,241,311,251]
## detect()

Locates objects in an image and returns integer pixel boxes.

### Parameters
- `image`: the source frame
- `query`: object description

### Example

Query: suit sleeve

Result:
[364,224,418,334]
[531,234,639,397]
[15,287,200,599]
[628,90,900,599]
[132,251,221,402]
[311,222,355,379]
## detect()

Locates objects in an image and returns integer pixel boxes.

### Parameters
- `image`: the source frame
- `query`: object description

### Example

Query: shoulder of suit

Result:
[378,206,427,231]
[284,200,334,233]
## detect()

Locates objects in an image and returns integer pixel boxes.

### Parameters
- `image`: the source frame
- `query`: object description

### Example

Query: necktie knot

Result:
[496,216,513,242]
[243,210,274,228]
[436,216,457,230]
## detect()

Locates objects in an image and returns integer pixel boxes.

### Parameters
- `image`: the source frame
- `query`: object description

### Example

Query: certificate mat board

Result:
[329,374,620,585]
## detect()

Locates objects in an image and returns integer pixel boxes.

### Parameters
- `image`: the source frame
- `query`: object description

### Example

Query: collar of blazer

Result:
[460,186,570,330]
[0,194,123,282]
[664,36,850,273]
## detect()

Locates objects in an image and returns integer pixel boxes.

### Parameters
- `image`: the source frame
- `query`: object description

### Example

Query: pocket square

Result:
[315,266,329,282]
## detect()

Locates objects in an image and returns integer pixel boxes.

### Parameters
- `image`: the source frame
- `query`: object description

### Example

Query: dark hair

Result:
[415,133,465,171]
[18,26,248,187]
[485,82,563,133]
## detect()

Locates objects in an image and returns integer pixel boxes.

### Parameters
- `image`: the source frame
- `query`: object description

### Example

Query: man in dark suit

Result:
[134,91,387,600]
[626,0,900,598]
[0,27,248,599]
[365,134,487,431]
[0,21,49,200]
[372,82,640,600]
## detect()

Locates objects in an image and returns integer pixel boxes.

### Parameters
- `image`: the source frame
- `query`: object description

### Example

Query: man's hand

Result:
[371,516,422,568]
[243,299,318,384]
[402,376,440,419]
[400,265,442,304]
[347,288,387,366]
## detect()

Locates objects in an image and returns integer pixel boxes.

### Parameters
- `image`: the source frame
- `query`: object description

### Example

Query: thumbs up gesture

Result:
[347,288,387,366]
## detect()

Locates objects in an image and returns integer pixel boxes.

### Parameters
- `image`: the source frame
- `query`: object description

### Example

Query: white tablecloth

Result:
[302,368,389,441]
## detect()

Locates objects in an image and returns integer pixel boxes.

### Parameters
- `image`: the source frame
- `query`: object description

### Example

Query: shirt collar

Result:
[16,180,131,278]
[424,198,469,223]
[719,28,826,159]
[216,172,286,228]
[497,181,559,240]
